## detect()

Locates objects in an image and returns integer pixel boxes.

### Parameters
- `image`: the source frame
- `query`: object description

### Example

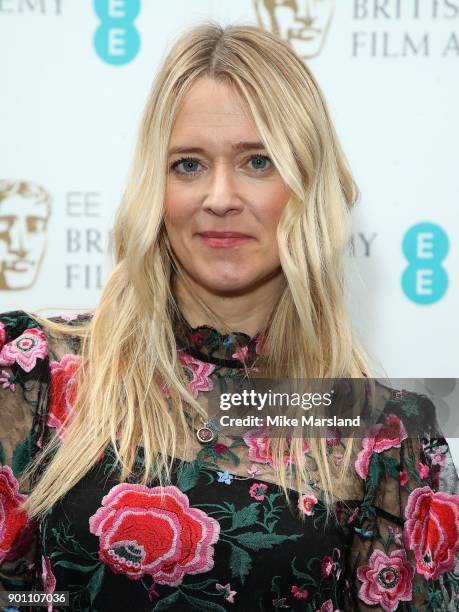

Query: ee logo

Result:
[401,222,449,304]
[94,0,141,65]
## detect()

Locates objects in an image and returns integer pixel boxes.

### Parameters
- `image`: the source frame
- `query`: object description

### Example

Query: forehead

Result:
[171,78,258,135]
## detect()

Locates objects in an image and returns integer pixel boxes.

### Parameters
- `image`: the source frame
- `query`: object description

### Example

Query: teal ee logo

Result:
[94,0,141,65]
[401,222,449,304]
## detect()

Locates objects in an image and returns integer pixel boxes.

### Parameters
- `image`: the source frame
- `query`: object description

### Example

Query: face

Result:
[0,193,49,290]
[164,77,292,296]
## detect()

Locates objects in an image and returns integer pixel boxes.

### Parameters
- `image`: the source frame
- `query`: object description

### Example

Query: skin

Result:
[164,77,292,336]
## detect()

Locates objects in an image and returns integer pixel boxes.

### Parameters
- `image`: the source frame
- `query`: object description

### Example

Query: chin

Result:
[199,272,253,294]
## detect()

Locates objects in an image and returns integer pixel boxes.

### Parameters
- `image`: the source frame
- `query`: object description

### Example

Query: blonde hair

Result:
[18,21,380,523]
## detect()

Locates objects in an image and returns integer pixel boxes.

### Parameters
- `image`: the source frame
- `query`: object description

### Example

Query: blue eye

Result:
[170,157,200,175]
[169,153,273,177]
[249,154,272,172]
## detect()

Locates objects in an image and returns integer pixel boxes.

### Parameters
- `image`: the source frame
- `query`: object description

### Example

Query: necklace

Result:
[196,415,222,444]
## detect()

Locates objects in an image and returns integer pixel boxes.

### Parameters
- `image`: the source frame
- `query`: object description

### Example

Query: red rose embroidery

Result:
[46,354,82,439]
[357,549,414,612]
[89,483,220,586]
[298,494,318,516]
[355,413,408,479]
[0,465,32,563]
[404,485,459,580]
[0,321,7,349]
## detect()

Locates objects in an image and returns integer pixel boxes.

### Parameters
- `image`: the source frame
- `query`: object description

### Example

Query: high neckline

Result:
[172,306,265,369]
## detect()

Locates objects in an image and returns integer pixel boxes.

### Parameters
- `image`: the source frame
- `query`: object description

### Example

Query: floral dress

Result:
[0,309,458,612]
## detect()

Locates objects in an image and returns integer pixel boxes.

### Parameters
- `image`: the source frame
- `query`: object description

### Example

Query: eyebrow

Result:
[168,141,266,156]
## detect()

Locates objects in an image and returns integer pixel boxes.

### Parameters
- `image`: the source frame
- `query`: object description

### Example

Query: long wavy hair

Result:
[18,21,381,523]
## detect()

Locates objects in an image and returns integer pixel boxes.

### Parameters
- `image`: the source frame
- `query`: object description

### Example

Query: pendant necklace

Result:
[196,415,221,444]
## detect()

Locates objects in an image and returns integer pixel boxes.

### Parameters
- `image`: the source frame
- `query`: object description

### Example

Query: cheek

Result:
[164,193,194,228]
[255,186,290,232]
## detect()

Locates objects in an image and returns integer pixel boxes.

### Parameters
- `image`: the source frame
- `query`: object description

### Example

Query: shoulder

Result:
[353,381,442,483]
[0,309,41,339]
[0,310,49,375]
[0,309,93,452]
[0,309,93,373]
[367,380,439,438]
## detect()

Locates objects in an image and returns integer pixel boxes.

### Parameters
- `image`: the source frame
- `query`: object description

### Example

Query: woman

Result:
[0,21,458,612]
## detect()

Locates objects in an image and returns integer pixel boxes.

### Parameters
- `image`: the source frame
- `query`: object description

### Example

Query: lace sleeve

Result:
[0,310,50,595]
[345,388,459,611]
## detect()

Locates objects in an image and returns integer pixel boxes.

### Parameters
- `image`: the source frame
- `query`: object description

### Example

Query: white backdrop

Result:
[1,0,458,461]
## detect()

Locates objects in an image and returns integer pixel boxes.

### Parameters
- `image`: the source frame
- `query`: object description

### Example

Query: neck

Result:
[173,270,285,337]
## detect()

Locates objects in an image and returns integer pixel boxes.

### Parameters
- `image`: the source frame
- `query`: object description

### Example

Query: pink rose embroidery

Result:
[357,549,414,612]
[215,582,237,603]
[0,368,15,391]
[249,482,268,501]
[418,462,429,479]
[243,429,273,464]
[291,584,308,599]
[317,600,335,612]
[243,429,310,467]
[321,555,334,577]
[431,451,446,467]
[0,327,48,372]
[178,351,216,398]
[399,470,408,486]
[232,345,248,361]
[41,554,57,612]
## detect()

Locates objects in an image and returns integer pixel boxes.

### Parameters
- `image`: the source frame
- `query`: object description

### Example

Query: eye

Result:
[248,154,273,173]
[169,156,201,176]
[168,153,274,177]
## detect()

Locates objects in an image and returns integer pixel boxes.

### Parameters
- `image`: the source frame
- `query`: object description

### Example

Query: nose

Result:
[202,162,244,217]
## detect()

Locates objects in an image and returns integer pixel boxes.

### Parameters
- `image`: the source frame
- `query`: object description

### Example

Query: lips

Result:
[198,231,252,238]
[197,231,254,249]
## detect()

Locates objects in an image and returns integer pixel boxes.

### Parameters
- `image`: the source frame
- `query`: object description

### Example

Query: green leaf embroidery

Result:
[52,560,102,573]
[234,531,300,550]
[87,563,105,605]
[182,579,218,590]
[367,452,383,489]
[176,460,202,492]
[229,543,252,584]
[229,503,260,530]
[399,397,419,417]
[381,454,400,479]
[12,433,34,477]
[182,591,228,611]
[224,448,240,466]
[152,590,181,610]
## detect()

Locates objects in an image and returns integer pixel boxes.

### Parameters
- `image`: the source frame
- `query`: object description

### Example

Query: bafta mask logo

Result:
[0,180,52,291]
[253,0,335,59]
